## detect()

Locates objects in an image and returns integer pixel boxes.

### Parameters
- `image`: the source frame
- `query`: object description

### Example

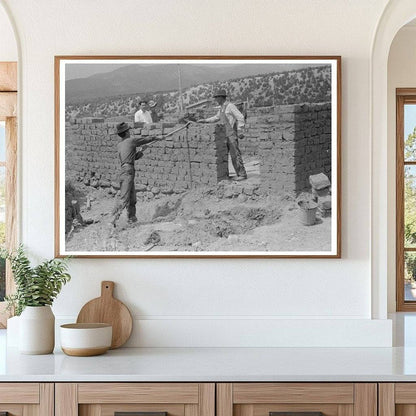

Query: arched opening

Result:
[0,0,19,327]
[371,1,416,320]
[387,19,416,313]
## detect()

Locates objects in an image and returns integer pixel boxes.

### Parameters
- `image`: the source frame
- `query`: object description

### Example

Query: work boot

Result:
[128,216,138,224]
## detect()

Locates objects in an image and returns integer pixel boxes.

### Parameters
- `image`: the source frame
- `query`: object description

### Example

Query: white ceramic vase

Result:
[6,315,20,347]
[19,306,55,354]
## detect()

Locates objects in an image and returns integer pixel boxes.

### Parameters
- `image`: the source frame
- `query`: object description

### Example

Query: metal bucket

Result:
[297,200,318,226]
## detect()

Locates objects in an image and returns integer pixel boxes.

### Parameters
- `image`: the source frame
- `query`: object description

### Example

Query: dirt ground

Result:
[65,180,332,254]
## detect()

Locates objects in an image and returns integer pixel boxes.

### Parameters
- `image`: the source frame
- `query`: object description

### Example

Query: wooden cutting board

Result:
[76,281,133,349]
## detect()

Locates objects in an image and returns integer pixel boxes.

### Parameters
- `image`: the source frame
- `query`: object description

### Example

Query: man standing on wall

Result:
[110,122,155,227]
[134,100,153,124]
[148,100,162,122]
[198,89,247,181]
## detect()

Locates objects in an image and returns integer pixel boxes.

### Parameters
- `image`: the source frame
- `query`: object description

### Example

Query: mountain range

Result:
[65,63,314,104]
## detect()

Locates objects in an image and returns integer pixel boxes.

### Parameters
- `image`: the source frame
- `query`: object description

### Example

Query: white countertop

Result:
[1,328,416,382]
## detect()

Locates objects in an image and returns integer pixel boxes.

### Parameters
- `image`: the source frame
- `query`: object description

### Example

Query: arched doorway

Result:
[0,0,18,327]
[371,1,416,319]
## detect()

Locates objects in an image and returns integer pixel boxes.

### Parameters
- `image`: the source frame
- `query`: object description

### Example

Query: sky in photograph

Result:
[66,64,129,80]
[65,62,318,81]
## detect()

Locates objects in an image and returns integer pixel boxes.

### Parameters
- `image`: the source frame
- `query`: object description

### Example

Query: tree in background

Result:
[404,127,416,281]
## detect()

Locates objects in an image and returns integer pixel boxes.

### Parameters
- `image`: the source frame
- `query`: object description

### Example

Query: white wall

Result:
[0,0,393,346]
[387,25,416,312]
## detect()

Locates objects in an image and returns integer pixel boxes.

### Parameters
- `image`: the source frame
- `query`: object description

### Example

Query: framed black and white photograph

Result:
[55,56,341,258]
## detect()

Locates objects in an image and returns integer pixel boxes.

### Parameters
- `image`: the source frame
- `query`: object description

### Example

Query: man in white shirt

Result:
[134,100,153,124]
[198,89,247,180]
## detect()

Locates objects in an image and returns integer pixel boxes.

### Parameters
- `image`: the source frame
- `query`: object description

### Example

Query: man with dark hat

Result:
[134,100,153,124]
[148,100,162,123]
[110,122,155,227]
[198,89,247,180]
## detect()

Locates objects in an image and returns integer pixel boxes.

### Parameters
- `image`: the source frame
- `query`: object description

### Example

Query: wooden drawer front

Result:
[379,383,416,416]
[0,383,39,404]
[80,403,185,416]
[0,383,53,416]
[395,384,416,404]
[78,383,200,404]
[57,383,215,416]
[218,384,376,416]
[233,384,354,404]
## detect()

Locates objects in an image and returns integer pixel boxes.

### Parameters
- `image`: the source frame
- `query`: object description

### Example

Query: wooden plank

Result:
[101,403,185,416]
[394,383,416,403]
[338,404,353,416]
[185,404,198,416]
[78,383,199,404]
[80,404,101,416]
[0,383,39,403]
[217,384,233,416]
[54,56,61,257]
[39,383,54,416]
[397,88,416,96]
[0,62,17,92]
[5,116,17,293]
[233,383,354,404]
[199,384,215,416]
[0,93,17,118]
[239,405,253,416]
[397,94,406,311]
[379,384,395,416]
[354,384,377,416]
[55,383,78,416]
[23,404,39,416]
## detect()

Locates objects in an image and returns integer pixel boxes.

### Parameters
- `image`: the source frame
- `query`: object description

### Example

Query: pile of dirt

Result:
[65,179,330,253]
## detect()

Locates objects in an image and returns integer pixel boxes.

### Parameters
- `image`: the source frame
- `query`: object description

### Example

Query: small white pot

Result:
[60,323,112,356]
[19,306,55,355]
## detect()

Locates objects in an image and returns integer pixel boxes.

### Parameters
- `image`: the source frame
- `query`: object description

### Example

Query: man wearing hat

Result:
[110,122,155,227]
[134,100,153,124]
[198,89,247,180]
[148,100,161,123]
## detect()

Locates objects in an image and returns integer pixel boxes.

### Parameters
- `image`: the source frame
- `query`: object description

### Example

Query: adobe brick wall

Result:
[65,102,331,196]
[208,104,331,187]
[247,102,332,194]
[65,122,228,193]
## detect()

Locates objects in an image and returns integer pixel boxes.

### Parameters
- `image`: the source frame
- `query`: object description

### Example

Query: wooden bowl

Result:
[60,323,112,356]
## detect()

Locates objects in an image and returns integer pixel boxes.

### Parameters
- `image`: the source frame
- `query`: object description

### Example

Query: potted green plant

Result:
[1,245,71,354]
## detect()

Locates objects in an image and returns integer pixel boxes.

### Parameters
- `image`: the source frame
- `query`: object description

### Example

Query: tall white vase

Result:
[6,315,20,347]
[19,306,55,354]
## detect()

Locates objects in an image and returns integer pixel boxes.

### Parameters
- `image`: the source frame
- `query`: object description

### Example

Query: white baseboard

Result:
[56,317,392,347]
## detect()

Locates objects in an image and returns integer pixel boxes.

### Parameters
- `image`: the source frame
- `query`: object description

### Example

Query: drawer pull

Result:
[270,413,324,416]
[115,413,167,416]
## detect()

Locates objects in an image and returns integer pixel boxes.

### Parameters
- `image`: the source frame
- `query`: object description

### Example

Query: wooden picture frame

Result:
[55,56,341,258]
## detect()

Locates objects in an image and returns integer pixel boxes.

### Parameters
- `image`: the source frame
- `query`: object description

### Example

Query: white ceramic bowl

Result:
[60,323,112,356]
